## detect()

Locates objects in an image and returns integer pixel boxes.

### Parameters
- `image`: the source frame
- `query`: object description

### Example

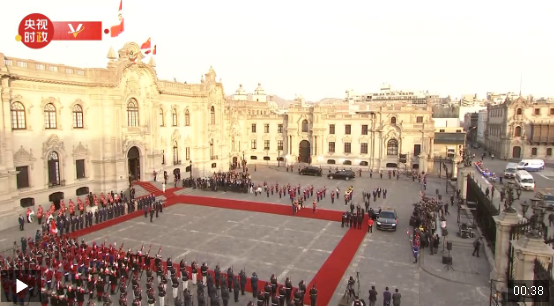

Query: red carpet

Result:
[64,189,366,304]
[175,195,344,222]
[133,181,183,197]
[305,217,367,305]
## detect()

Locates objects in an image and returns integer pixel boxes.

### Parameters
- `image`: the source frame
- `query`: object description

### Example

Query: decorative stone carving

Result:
[14,94,23,100]
[72,142,90,157]
[42,135,65,158]
[123,137,142,154]
[358,135,369,143]
[342,136,352,143]
[262,134,271,141]
[41,97,62,111]
[326,135,336,142]
[14,146,37,169]
[171,129,181,142]
[125,78,140,96]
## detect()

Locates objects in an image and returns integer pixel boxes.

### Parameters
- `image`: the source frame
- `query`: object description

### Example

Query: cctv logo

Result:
[68,24,85,38]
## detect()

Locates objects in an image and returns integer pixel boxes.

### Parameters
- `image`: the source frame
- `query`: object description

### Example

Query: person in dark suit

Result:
[383,287,391,306]
[18,214,25,231]
[392,289,401,306]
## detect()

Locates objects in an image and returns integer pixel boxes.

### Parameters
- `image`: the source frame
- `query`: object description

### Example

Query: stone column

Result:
[511,235,554,282]
[457,168,472,199]
[451,156,461,179]
[419,153,428,174]
[492,210,521,290]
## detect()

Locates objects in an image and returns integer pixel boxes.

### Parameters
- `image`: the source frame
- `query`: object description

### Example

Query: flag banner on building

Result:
[141,37,151,53]
[110,0,124,37]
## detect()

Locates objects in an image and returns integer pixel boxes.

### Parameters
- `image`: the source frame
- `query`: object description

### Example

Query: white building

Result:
[345,84,439,105]
[476,109,487,144]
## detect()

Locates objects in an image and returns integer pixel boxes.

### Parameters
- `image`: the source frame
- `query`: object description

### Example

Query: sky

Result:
[1,0,554,101]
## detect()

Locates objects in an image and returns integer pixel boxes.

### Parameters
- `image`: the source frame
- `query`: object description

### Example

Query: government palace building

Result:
[0,41,436,229]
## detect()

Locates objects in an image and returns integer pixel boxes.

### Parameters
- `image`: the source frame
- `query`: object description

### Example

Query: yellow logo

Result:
[68,24,85,38]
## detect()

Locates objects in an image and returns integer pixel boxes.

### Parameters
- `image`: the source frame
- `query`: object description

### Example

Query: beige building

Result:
[0,42,229,230]
[433,127,466,158]
[486,97,554,161]
[227,86,436,172]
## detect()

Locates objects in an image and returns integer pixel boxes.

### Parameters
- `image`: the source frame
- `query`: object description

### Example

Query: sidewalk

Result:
[416,176,491,287]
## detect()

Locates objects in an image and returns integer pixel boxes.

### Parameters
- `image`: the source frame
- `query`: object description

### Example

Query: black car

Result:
[327,170,355,180]
[300,166,322,176]
[376,208,398,231]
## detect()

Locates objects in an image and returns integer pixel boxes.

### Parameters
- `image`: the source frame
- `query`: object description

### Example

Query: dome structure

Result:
[233,84,248,101]
[252,83,267,102]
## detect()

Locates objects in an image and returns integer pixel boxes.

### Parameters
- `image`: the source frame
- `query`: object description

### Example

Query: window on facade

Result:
[345,125,351,135]
[514,126,522,137]
[173,141,179,164]
[387,139,399,155]
[516,108,522,115]
[302,120,309,132]
[185,147,190,160]
[264,140,270,150]
[127,100,139,127]
[439,129,445,132]
[550,109,554,116]
[413,144,421,156]
[361,143,368,154]
[44,103,57,129]
[278,124,283,133]
[329,142,335,153]
[361,125,368,135]
[277,140,283,150]
[158,108,164,126]
[251,140,257,150]
[72,104,84,128]
[172,109,178,126]
[329,124,335,134]
[251,124,257,133]
[184,110,190,126]
[16,166,30,189]
[210,140,215,159]
[210,106,215,125]
[416,116,423,123]
[531,147,538,156]
[534,108,541,116]
[391,117,397,125]
[76,159,85,179]
[547,148,552,156]
[264,124,270,133]
[48,151,60,185]
[344,142,351,153]
[10,102,26,130]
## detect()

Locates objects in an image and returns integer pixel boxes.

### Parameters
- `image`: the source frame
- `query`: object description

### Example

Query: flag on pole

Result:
[50,221,58,235]
[110,0,124,37]
[141,38,152,54]
[152,45,156,55]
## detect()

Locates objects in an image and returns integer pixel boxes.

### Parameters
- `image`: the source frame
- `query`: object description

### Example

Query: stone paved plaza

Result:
[0,166,491,305]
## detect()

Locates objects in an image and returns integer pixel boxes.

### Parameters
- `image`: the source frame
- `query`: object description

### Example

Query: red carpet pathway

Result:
[68,184,366,306]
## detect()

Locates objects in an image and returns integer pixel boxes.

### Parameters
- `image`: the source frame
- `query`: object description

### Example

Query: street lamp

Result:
[318,155,324,168]
[278,150,282,167]
[503,181,517,213]
[189,160,193,179]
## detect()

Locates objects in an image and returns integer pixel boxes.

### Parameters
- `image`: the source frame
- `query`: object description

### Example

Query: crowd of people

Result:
[1,230,318,306]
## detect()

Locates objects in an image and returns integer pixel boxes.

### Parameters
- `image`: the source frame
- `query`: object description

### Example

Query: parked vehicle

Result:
[517,159,545,172]
[299,166,322,176]
[327,169,355,180]
[376,208,398,231]
[504,163,518,178]
[535,190,554,210]
[515,170,535,191]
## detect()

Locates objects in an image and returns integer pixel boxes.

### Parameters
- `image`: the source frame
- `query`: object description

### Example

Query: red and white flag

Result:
[50,221,58,235]
[141,38,152,53]
[110,0,124,37]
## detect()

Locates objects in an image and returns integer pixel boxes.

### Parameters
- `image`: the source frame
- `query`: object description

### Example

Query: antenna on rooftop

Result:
[519,73,523,96]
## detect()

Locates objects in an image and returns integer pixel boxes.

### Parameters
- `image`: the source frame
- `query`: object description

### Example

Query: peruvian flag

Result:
[110,0,124,37]
[50,221,58,235]
[141,38,152,54]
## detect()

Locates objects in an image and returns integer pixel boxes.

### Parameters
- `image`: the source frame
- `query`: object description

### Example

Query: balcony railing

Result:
[48,180,66,188]
[173,160,182,165]
[210,155,218,160]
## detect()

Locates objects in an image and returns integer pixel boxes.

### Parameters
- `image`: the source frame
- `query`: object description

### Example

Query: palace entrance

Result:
[512,146,521,159]
[49,192,64,210]
[127,146,141,181]
[299,140,311,163]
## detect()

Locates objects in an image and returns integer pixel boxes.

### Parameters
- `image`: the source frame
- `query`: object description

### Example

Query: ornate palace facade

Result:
[0,42,228,230]
[486,97,554,161]
[226,86,436,173]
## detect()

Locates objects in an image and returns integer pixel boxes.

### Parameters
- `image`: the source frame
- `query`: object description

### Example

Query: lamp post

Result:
[527,198,545,239]
[189,160,193,179]
[242,151,245,172]
[278,150,282,167]
[318,156,324,169]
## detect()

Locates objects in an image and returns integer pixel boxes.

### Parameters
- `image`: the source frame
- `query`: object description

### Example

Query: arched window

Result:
[302,120,309,132]
[48,151,60,185]
[185,109,190,126]
[158,108,164,127]
[44,103,57,129]
[210,106,215,125]
[127,100,139,127]
[172,141,179,164]
[514,126,522,137]
[172,109,178,126]
[72,104,84,128]
[11,102,26,130]
[387,139,399,155]
[390,117,397,125]
[516,108,522,115]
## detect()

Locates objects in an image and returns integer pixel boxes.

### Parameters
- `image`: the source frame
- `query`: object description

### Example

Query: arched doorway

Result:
[49,192,64,210]
[127,146,141,181]
[512,146,522,159]
[299,140,311,163]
